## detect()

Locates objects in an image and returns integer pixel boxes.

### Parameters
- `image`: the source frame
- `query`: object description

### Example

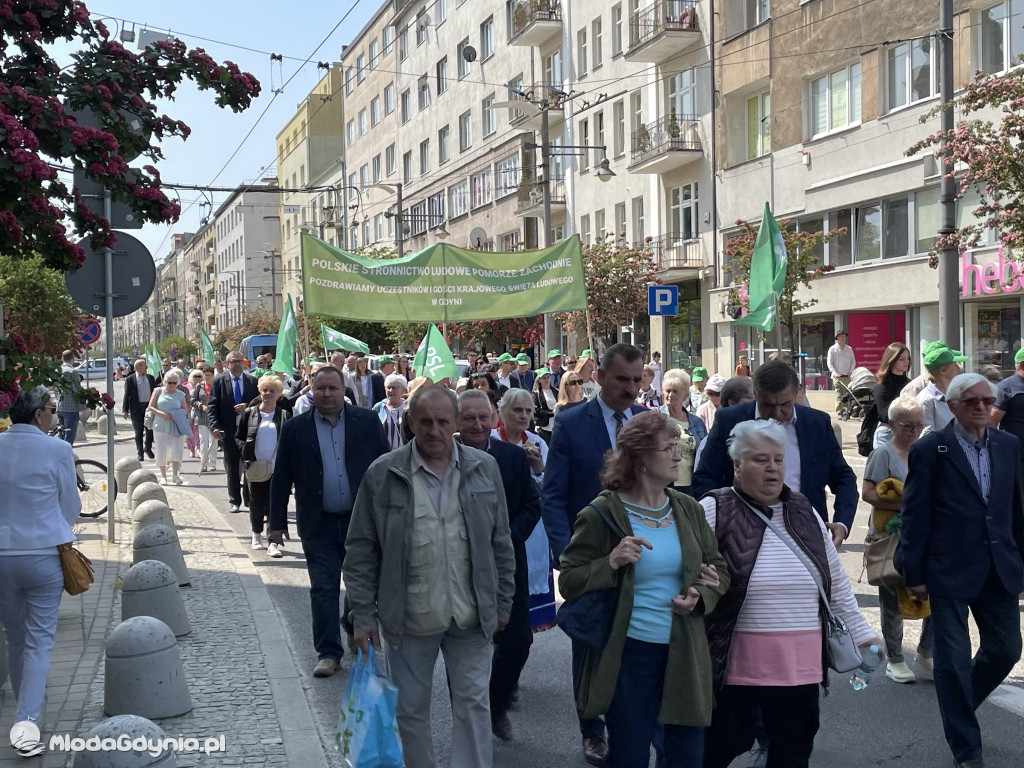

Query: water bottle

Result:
[849,644,881,690]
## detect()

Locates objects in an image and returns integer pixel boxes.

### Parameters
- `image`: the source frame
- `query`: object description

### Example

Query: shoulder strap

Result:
[584,502,628,540]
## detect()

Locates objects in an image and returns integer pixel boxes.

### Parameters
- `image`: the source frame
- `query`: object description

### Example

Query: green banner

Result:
[301,234,588,322]
[321,325,370,355]
[413,324,458,382]
[200,328,215,366]
[734,202,788,332]
[271,296,298,373]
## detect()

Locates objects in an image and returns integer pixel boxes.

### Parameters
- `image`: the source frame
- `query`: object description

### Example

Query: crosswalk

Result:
[990,684,1024,718]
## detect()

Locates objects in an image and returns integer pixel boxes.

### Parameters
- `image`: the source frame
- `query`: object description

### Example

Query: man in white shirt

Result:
[827,331,856,413]
[649,351,663,394]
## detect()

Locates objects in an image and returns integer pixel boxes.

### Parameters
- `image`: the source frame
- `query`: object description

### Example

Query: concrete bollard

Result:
[72,714,177,767]
[75,420,87,442]
[133,525,189,588]
[126,468,159,504]
[132,500,176,540]
[104,617,191,719]
[121,560,191,637]
[131,482,167,512]
[97,412,117,436]
[115,457,142,494]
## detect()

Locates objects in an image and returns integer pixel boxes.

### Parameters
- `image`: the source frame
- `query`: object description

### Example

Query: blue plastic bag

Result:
[335,645,404,768]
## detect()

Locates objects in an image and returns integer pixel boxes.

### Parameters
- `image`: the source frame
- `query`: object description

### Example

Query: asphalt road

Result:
[76,379,1024,767]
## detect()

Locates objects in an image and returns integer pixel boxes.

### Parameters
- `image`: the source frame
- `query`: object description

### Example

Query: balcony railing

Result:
[647,234,703,271]
[510,1,563,43]
[629,0,699,49]
[515,177,567,213]
[630,114,701,166]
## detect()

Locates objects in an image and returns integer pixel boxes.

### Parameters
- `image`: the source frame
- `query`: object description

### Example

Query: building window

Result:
[811,63,860,135]
[592,18,603,69]
[357,55,366,82]
[348,172,357,201]
[416,11,428,46]
[418,75,431,110]
[372,154,382,183]
[980,1,1024,74]
[508,74,524,120]
[386,144,396,176]
[915,186,940,253]
[383,26,394,56]
[345,67,354,95]
[410,201,427,236]
[615,202,627,243]
[596,209,607,240]
[482,93,496,136]
[428,192,446,228]
[403,150,413,184]
[369,41,379,70]
[399,25,409,60]
[581,214,591,245]
[459,110,472,151]
[370,97,380,127]
[400,89,411,123]
[384,83,395,114]
[437,0,447,25]
[882,195,910,259]
[420,139,430,175]
[374,213,384,242]
[437,57,449,94]
[613,99,625,157]
[887,38,936,111]
[630,90,642,136]
[746,91,770,159]
[438,125,450,164]
[612,4,623,56]
[499,231,522,252]
[578,28,588,76]
[632,196,645,243]
[579,118,590,171]
[458,38,471,78]
[346,119,355,147]
[595,111,605,168]
[670,183,699,240]
[358,109,367,136]
[744,0,770,30]
[471,171,493,208]
[544,50,561,87]
[359,164,369,188]
[450,180,469,218]
[481,17,495,59]
[495,153,521,198]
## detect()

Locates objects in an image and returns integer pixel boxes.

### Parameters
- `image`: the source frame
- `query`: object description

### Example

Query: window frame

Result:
[480,16,495,60]
[459,110,473,151]
[437,56,449,95]
[482,93,496,137]
[457,39,472,78]
[745,91,771,160]
[578,28,588,77]
[886,37,937,112]
[809,62,861,136]
[439,125,451,164]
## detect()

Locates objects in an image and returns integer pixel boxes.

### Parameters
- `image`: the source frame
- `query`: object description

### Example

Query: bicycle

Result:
[75,459,115,518]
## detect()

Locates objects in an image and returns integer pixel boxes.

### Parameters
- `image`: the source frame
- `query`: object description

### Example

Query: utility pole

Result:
[396,182,405,259]
[540,107,560,353]
[938,0,959,346]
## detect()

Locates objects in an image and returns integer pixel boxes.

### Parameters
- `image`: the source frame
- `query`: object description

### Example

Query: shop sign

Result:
[848,312,906,373]
[962,247,1024,297]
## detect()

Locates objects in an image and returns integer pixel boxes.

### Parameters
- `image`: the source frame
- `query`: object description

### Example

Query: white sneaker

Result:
[172,475,184,485]
[251,534,264,550]
[885,661,917,683]
[267,542,283,558]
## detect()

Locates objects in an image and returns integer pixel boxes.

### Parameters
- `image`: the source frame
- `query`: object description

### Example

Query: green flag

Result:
[146,344,161,373]
[733,202,788,332]
[271,296,299,373]
[412,324,458,382]
[321,324,370,356]
[200,328,215,366]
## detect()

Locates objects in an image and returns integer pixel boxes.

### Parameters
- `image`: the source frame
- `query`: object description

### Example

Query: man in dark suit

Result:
[153,357,173,386]
[208,351,259,513]
[121,358,156,461]
[368,354,395,406]
[268,365,389,678]
[900,373,1024,768]
[541,342,647,766]
[691,360,858,546]
[458,389,540,742]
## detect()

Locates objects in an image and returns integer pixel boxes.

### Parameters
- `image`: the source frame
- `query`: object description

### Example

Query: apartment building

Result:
[709,0,1021,385]
[176,220,217,342]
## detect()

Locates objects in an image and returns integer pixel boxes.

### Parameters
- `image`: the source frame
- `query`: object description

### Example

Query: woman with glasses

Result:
[872,343,912,449]
[147,370,191,485]
[396,354,413,382]
[469,370,500,407]
[559,411,729,768]
[861,395,932,683]
[658,369,708,496]
[555,370,586,415]
[237,375,289,555]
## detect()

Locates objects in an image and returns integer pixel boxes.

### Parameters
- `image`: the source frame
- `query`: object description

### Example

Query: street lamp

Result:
[365,182,404,258]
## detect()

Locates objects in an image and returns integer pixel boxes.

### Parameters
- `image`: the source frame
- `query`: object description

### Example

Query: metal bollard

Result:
[71,714,177,767]
[132,525,189,588]
[131,482,167,512]
[122,560,191,637]
[132,500,176,541]
[115,457,142,494]
[104,616,191,719]
[126,468,159,505]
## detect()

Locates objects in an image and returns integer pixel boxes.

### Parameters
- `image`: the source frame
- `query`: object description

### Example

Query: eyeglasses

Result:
[658,442,684,459]
[959,396,996,409]
[895,421,924,432]
[565,380,582,387]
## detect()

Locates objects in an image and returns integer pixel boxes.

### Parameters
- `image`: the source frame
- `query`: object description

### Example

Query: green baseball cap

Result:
[377,354,395,365]
[692,366,708,382]
[923,346,967,370]
[921,340,950,357]
[579,348,593,358]
[547,349,562,359]
[1014,348,1024,364]
[497,353,515,363]
[516,353,530,365]
[535,367,551,377]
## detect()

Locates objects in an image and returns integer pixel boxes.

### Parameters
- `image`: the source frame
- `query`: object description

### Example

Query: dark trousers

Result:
[221,436,248,507]
[572,638,605,739]
[704,684,819,768]
[929,570,1023,763]
[606,638,703,768]
[249,479,270,534]
[130,412,153,459]
[300,512,352,662]
[490,549,533,717]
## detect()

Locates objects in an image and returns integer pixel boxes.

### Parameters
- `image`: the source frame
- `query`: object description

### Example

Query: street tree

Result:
[0,252,90,358]
[156,335,197,361]
[907,64,1024,260]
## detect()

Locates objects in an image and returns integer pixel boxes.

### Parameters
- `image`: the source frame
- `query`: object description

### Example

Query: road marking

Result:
[990,684,1024,718]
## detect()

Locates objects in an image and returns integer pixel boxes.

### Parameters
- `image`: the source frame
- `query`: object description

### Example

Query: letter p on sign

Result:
[648,285,679,316]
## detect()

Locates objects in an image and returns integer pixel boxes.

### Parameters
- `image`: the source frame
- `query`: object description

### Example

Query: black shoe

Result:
[491,712,513,742]
[145,449,155,459]
[582,736,608,766]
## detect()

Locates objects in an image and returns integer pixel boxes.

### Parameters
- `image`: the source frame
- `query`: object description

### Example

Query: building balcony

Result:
[515,177,566,217]
[509,1,563,48]
[625,0,702,63]
[628,114,702,174]
[646,234,705,279]
[508,83,566,132]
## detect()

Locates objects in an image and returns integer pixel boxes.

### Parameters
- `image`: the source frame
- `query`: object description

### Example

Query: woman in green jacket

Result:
[559,410,729,768]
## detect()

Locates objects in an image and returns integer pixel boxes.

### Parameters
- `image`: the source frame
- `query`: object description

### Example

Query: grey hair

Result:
[887,395,923,422]
[162,369,182,383]
[726,420,787,461]
[458,388,493,411]
[946,373,997,404]
[9,385,51,424]
[384,373,408,389]
[662,368,691,391]
[497,387,534,415]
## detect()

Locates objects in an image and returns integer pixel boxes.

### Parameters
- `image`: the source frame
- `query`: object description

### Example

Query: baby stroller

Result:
[835,366,875,421]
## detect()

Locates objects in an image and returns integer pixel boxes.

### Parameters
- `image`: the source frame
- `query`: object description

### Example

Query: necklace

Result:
[622,498,674,529]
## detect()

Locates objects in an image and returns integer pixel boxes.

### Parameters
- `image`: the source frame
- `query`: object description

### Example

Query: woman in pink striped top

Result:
[700,420,882,768]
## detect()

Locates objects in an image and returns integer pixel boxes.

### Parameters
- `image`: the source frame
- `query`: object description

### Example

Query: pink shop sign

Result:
[962,247,1024,297]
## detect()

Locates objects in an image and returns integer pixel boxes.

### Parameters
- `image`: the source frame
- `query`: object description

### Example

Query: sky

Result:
[70,0,379,261]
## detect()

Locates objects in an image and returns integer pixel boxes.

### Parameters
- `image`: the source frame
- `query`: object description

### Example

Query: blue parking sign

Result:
[648,285,678,316]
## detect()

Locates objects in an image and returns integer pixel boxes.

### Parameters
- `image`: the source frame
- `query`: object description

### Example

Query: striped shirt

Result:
[953,420,991,502]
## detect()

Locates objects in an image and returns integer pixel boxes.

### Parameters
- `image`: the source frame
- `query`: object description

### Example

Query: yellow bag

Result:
[897,586,930,619]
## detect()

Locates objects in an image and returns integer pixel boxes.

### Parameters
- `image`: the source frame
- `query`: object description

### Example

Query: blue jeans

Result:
[929,570,1023,763]
[57,411,80,445]
[300,512,352,662]
[605,637,704,768]
[0,554,65,723]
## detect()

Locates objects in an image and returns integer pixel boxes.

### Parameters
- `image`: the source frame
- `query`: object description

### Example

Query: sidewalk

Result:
[1,482,331,767]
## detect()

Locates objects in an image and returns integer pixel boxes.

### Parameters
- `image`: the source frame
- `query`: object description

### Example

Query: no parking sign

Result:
[75,319,102,346]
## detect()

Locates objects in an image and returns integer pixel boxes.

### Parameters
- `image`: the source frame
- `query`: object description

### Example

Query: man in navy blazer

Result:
[121,358,156,461]
[208,352,260,513]
[691,360,858,545]
[900,373,1024,768]
[268,365,389,677]
[541,343,647,765]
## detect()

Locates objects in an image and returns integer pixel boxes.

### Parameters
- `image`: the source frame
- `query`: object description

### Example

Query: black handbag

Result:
[555,504,627,650]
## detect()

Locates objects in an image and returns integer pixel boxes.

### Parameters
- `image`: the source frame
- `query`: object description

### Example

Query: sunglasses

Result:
[566,380,582,387]
[958,396,995,409]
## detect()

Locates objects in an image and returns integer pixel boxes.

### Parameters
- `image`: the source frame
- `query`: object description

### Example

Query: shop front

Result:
[665,281,701,370]
[961,246,1024,378]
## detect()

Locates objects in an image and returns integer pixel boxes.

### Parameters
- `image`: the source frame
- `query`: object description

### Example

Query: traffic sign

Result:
[65,231,155,317]
[76,319,102,345]
[648,285,679,316]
